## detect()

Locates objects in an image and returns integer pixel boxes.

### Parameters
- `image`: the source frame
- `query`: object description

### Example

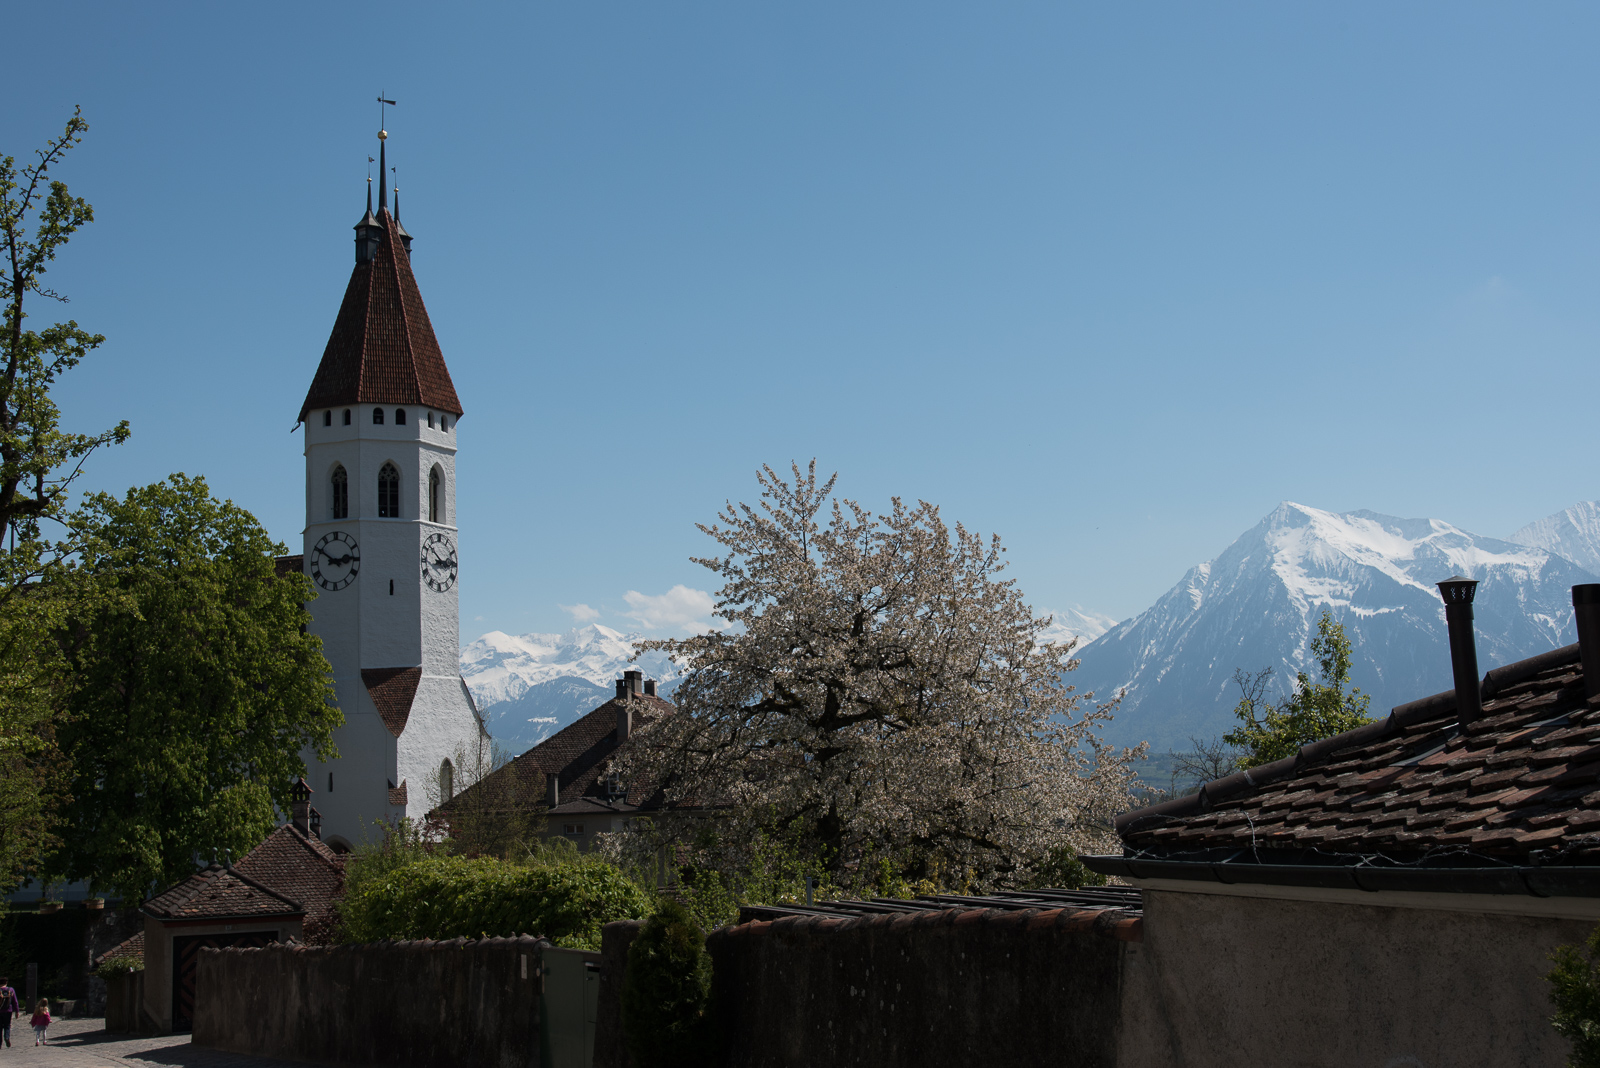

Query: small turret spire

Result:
[378,129,388,213]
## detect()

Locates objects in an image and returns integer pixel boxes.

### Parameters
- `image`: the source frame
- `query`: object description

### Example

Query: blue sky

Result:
[9,3,1600,639]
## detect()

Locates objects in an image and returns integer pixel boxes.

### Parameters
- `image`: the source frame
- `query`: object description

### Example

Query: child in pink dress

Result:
[29,1000,49,1045]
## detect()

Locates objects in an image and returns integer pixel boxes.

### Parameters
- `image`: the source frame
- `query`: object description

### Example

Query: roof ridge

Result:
[222,862,307,912]
[387,213,425,403]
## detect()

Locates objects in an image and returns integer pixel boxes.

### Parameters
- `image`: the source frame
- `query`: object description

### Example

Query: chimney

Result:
[615,678,627,701]
[618,702,633,743]
[625,669,643,696]
[545,773,560,809]
[290,777,312,835]
[644,679,657,697]
[308,807,322,841]
[1573,585,1600,699]
[1437,576,1482,724]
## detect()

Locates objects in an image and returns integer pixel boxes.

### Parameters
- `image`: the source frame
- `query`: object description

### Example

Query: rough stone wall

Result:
[707,907,1140,1068]
[593,920,645,1068]
[192,934,547,1068]
[1119,889,1590,1068]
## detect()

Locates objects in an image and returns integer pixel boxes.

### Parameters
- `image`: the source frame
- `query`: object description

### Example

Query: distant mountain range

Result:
[1071,500,1600,754]
[459,626,682,754]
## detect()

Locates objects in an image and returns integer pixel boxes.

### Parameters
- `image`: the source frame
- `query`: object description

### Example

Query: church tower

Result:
[295,130,485,850]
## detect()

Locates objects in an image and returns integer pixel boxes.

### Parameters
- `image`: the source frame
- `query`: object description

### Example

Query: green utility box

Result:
[540,945,601,1068]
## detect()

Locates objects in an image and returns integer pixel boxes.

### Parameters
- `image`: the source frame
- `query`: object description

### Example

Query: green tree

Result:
[0,109,129,893]
[48,475,339,901]
[622,899,715,1068]
[1550,925,1600,1067]
[1223,611,1373,768]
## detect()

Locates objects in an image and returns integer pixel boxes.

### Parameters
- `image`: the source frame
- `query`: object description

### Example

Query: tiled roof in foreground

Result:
[143,863,304,922]
[1111,643,1600,865]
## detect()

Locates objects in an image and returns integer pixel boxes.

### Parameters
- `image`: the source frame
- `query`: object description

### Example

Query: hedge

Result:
[336,854,654,949]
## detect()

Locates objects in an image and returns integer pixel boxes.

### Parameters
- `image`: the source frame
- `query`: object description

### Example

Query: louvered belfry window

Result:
[378,462,400,518]
[331,465,348,519]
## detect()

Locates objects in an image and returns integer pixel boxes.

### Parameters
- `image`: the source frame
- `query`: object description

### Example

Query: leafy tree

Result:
[1550,925,1600,1067]
[48,475,339,901]
[0,109,128,893]
[1223,611,1373,769]
[426,734,542,859]
[617,461,1143,893]
[622,899,714,1068]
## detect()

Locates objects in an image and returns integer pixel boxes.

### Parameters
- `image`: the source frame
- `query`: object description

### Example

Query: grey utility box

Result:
[541,945,601,1068]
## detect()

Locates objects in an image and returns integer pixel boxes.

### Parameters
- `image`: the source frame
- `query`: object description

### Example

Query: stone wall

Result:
[192,934,548,1068]
[706,906,1141,1068]
[593,920,644,1068]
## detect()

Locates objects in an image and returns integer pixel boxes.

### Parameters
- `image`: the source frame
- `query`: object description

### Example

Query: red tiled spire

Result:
[298,209,463,422]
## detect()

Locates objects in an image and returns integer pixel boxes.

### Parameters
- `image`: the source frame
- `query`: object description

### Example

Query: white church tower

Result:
[293,130,486,851]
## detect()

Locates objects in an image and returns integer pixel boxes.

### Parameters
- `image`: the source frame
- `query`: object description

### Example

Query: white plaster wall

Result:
[301,405,479,843]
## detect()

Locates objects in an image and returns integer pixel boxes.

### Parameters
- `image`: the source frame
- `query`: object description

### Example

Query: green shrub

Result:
[1551,925,1600,1067]
[92,956,142,981]
[1024,844,1108,890]
[622,899,714,1068]
[336,853,653,950]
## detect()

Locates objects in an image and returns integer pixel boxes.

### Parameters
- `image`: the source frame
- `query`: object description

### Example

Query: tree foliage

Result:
[621,899,715,1068]
[1223,611,1373,769]
[426,733,541,859]
[48,475,339,901]
[1550,925,1600,1067]
[0,110,128,893]
[618,462,1143,892]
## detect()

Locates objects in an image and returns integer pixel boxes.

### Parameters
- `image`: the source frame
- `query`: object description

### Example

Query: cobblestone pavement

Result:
[0,1018,307,1068]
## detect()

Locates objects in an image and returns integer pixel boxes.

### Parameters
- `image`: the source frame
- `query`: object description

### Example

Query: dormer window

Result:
[331,465,348,519]
[395,409,406,426]
[378,462,400,518]
[323,411,332,427]
[373,408,385,425]
[343,409,351,425]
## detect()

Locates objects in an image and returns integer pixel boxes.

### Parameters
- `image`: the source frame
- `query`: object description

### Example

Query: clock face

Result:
[311,531,360,591]
[421,532,458,593]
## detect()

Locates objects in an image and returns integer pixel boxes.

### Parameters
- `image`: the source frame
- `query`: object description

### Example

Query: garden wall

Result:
[192,934,548,1068]
[705,906,1142,1068]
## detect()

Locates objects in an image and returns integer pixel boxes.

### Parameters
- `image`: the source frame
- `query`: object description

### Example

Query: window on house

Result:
[373,408,385,425]
[429,468,442,523]
[323,411,331,427]
[440,759,454,801]
[563,823,585,838]
[331,465,348,519]
[328,773,334,792]
[378,462,400,518]
[395,408,406,425]
[343,409,351,426]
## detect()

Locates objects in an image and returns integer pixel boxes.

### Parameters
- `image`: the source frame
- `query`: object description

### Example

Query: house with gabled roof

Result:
[99,781,344,1034]
[1085,578,1600,1067]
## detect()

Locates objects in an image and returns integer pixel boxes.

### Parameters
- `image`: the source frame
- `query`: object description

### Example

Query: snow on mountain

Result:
[1070,502,1597,754]
[459,625,684,753]
[1510,501,1600,577]
[1040,606,1118,649]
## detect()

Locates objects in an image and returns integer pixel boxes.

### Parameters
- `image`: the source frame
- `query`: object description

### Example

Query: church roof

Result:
[298,209,463,423]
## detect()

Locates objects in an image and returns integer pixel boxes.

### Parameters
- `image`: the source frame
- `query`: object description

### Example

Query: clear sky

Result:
[8,3,1600,640]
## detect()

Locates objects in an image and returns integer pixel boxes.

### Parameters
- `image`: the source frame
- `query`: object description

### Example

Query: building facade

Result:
[292,140,486,850]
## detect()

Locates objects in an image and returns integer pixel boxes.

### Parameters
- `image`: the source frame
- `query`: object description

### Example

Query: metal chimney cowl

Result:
[1572,585,1600,699]
[1437,575,1482,724]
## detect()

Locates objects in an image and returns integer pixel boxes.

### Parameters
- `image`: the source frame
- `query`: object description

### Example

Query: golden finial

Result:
[378,129,388,141]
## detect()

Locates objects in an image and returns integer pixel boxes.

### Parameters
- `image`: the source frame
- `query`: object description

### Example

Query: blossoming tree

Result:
[619,462,1144,892]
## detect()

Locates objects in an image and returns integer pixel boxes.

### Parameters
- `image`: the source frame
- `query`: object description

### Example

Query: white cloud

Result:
[559,602,602,623]
[621,585,716,631]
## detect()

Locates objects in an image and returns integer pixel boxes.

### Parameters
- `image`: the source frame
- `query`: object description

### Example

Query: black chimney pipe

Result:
[1573,585,1600,699]
[1437,576,1482,724]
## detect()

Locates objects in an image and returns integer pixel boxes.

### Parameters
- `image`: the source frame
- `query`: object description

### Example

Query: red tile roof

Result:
[389,780,409,807]
[142,864,304,922]
[95,931,145,967]
[363,666,422,737]
[298,210,462,424]
[1114,644,1600,864]
[233,825,344,928]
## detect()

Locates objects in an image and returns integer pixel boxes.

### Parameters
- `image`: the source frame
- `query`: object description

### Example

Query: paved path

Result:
[0,1019,304,1068]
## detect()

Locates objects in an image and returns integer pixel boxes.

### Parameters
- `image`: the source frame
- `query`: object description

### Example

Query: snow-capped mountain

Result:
[1071,502,1598,754]
[1511,501,1600,577]
[1040,606,1118,649]
[459,625,683,753]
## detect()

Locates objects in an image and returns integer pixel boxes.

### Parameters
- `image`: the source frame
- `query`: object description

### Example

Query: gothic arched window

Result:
[429,467,443,523]
[440,759,454,801]
[373,408,385,425]
[343,409,351,426]
[395,408,406,426]
[378,462,400,518]
[427,411,435,429]
[331,465,348,520]
[323,410,331,427]
[441,415,449,432]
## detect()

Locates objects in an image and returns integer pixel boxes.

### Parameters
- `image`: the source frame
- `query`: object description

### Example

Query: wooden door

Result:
[171,930,278,1031]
